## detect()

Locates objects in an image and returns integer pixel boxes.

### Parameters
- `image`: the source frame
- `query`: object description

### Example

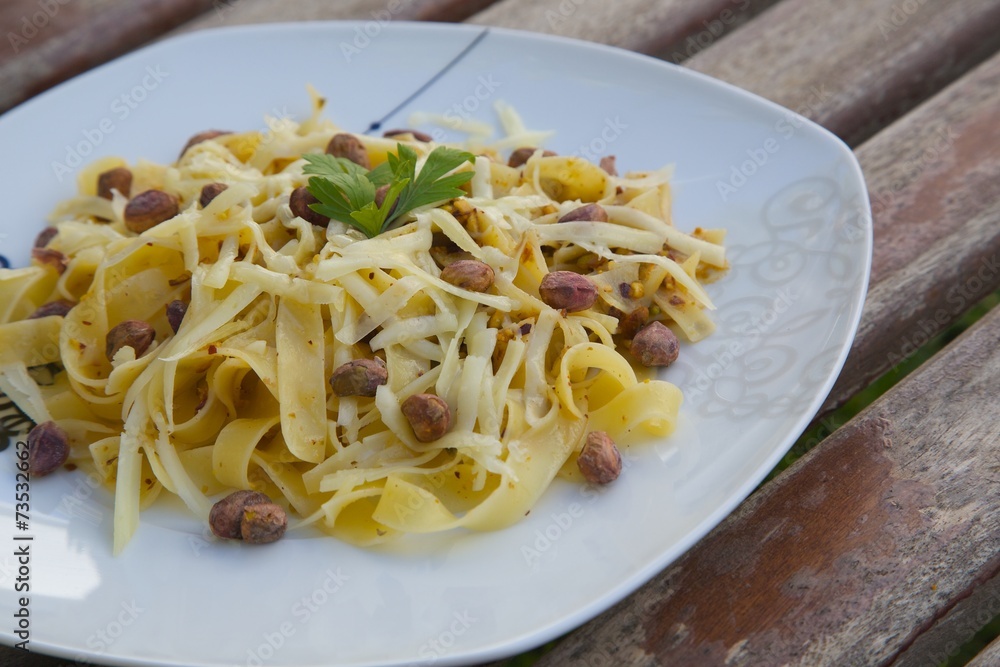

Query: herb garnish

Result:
[303,143,475,238]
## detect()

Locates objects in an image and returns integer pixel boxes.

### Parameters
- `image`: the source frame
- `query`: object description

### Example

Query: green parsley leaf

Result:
[366,162,394,187]
[347,177,409,236]
[390,145,475,224]
[413,146,476,186]
[302,153,369,179]
[304,142,475,238]
[406,171,477,212]
[307,177,355,223]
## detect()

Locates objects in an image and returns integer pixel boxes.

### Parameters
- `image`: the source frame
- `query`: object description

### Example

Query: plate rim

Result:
[0,19,873,667]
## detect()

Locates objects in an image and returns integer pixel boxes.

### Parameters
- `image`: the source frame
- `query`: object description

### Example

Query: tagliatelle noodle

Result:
[0,93,726,551]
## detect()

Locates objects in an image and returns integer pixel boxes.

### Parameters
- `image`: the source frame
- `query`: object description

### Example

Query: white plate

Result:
[0,22,871,667]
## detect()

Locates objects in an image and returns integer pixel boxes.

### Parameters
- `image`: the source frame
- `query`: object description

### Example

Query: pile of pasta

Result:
[0,97,726,552]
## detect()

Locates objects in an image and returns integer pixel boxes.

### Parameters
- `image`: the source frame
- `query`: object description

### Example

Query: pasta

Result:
[0,93,726,552]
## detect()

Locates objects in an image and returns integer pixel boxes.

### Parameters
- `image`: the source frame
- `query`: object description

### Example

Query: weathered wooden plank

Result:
[467,0,780,61]
[822,50,1000,414]
[472,0,1000,427]
[533,304,1000,666]
[0,0,502,114]
[0,4,993,666]
[892,571,1000,666]
[0,0,217,114]
[968,634,1000,667]
[0,648,62,666]
[685,0,1000,146]
[470,0,1000,147]
[180,0,499,32]
[522,49,1000,667]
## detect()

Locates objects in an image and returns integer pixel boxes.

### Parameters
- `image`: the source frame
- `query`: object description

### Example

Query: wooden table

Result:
[2,1,999,665]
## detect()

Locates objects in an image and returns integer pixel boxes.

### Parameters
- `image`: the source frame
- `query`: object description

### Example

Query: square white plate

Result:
[0,22,871,667]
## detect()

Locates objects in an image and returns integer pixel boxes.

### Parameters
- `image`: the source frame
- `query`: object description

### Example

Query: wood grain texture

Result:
[822,51,1000,414]
[892,573,1000,666]
[179,0,498,32]
[0,3,995,667]
[470,0,1000,147]
[532,305,1000,666]
[968,635,1000,667]
[686,0,1000,146]
[467,0,780,61]
[0,0,217,113]
[0,649,62,667]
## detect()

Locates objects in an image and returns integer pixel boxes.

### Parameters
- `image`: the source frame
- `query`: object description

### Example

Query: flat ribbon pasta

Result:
[0,95,725,552]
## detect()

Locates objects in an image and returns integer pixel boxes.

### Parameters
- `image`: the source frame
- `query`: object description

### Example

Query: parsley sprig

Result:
[303,143,475,238]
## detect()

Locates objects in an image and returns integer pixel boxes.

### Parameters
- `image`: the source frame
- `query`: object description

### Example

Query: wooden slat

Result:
[471,0,1000,148]
[0,4,994,666]
[476,0,1000,428]
[968,635,1000,667]
[0,649,62,667]
[468,0,780,61]
[532,301,1000,666]
[686,0,1000,146]
[822,50,1000,414]
[179,0,499,32]
[0,0,217,114]
[519,49,1000,666]
[893,574,1000,666]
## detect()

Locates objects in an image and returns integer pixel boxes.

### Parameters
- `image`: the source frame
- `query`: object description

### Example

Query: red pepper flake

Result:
[208,344,218,354]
